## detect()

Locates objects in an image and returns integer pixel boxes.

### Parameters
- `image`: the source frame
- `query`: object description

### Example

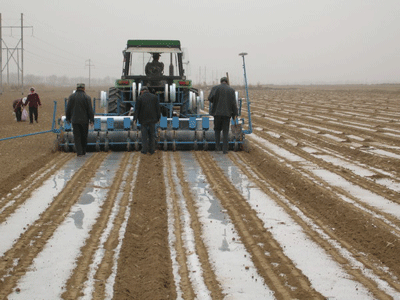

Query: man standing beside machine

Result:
[208,76,238,154]
[134,86,161,155]
[66,83,94,157]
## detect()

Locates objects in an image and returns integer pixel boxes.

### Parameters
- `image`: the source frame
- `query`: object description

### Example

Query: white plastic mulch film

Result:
[170,83,176,102]
[132,82,137,102]
[165,84,169,102]
[188,91,193,110]
[235,91,239,107]
[192,91,197,109]
[196,96,201,113]
[100,91,107,108]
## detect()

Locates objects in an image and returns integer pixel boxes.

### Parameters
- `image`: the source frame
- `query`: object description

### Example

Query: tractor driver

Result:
[145,53,164,76]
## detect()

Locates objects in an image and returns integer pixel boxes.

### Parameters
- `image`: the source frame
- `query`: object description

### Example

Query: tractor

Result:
[56,39,251,152]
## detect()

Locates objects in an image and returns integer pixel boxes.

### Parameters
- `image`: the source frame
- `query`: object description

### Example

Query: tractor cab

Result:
[122,40,185,87]
[109,40,199,118]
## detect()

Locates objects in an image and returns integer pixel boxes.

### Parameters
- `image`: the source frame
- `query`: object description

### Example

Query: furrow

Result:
[253,126,400,206]
[195,151,324,300]
[89,153,140,299]
[112,153,176,300]
[237,142,400,292]
[0,152,108,298]
[164,152,197,299]
[231,151,395,300]
[61,152,133,299]
[173,152,224,299]
[0,152,73,223]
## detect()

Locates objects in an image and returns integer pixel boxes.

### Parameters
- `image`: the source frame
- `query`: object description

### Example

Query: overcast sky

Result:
[2,0,400,85]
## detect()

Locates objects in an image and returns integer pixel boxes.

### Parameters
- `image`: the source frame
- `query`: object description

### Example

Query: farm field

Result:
[1,84,400,299]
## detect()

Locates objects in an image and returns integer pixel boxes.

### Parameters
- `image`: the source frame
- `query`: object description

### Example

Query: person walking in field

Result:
[208,77,238,154]
[66,83,94,157]
[134,86,161,155]
[12,98,23,122]
[24,87,41,124]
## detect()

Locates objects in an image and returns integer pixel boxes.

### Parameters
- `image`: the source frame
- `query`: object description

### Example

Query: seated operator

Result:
[145,53,164,76]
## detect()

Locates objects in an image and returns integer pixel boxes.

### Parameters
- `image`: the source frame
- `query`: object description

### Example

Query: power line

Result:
[25,49,84,69]
[30,35,87,61]
[23,42,84,67]
[0,13,33,94]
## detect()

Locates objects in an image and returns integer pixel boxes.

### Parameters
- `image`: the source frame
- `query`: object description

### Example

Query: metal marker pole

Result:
[239,52,252,134]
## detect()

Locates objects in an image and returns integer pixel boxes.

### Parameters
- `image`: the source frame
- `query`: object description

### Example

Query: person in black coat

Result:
[134,86,161,154]
[145,53,164,76]
[66,83,94,156]
[208,77,238,154]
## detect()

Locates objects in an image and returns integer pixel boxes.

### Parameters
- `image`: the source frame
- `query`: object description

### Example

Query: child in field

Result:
[12,98,23,122]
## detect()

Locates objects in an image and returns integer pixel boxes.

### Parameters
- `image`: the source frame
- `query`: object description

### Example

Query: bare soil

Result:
[1,84,400,299]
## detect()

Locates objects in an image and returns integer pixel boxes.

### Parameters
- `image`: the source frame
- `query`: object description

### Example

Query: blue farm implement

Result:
[54,40,252,152]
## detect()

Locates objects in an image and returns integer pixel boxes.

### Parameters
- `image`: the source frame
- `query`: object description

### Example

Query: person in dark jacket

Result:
[134,86,161,155]
[145,53,164,77]
[24,87,41,124]
[66,83,94,157]
[13,98,23,122]
[208,77,238,154]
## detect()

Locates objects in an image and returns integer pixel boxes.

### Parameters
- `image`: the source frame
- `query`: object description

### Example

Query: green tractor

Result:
[57,39,250,151]
[106,39,203,118]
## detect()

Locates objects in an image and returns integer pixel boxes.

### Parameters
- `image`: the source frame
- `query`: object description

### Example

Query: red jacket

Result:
[25,93,41,108]
[13,99,23,112]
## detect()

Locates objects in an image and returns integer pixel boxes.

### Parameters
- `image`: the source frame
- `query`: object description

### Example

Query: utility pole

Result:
[21,13,24,94]
[85,59,94,88]
[0,13,2,95]
[204,66,207,86]
[0,13,33,94]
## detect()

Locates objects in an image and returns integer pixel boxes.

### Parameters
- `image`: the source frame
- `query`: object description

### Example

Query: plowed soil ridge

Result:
[230,151,395,299]
[62,152,137,299]
[195,151,323,299]
[164,152,197,299]
[245,136,400,287]
[0,152,108,298]
[0,152,72,223]
[249,131,400,234]
[1,85,400,299]
[170,152,224,299]
[113,153,176,300]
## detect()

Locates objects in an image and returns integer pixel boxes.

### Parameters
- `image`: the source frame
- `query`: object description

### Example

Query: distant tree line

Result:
[2,73,115,87]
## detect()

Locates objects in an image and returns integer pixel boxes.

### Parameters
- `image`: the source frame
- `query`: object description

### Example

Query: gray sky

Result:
[2,0,400,85]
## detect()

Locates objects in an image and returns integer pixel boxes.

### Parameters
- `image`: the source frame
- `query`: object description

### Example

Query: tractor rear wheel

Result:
[108,88,126,114]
